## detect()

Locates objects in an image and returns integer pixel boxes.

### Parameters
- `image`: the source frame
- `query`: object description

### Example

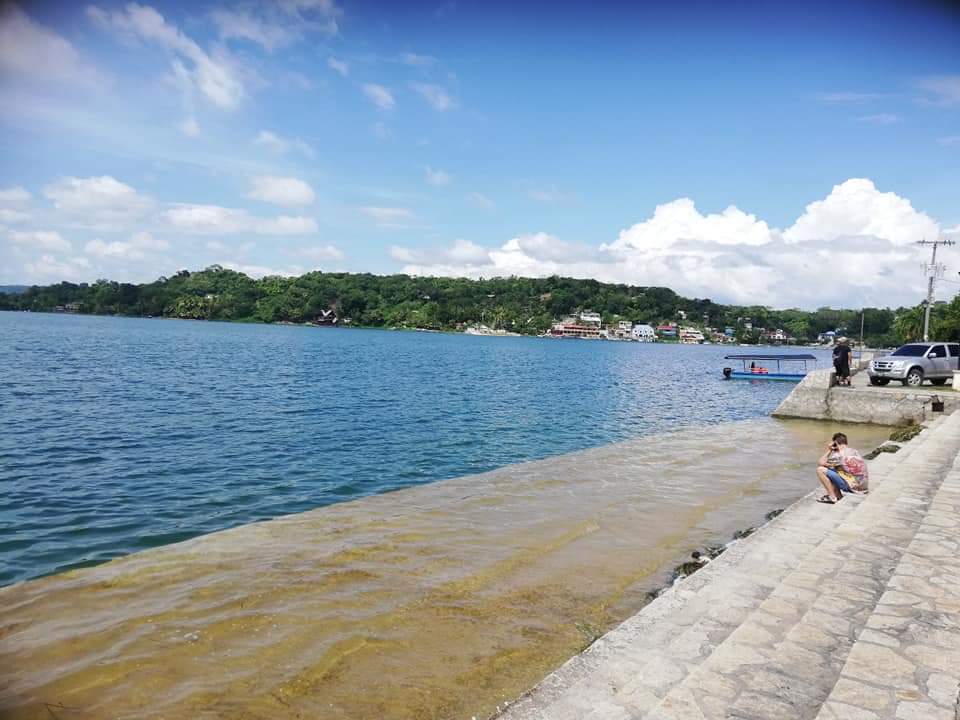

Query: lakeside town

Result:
[468,308,842,346]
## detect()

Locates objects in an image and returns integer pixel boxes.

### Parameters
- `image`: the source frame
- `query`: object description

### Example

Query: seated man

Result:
[816,432,869,504]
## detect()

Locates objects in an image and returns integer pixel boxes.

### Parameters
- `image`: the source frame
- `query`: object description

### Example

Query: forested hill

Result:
[0,265,938,345]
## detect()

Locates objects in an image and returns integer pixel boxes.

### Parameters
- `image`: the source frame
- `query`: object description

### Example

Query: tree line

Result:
[0,265,955,346]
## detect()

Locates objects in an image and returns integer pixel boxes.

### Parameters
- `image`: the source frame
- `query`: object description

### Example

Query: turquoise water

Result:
[0,312,831,585]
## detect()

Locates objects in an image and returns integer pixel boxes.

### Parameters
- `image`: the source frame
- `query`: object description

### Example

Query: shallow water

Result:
[0,418,890,720]
[0,312,836,585]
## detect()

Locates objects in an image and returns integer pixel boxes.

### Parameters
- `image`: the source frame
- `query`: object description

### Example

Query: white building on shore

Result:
[632,324,656,342]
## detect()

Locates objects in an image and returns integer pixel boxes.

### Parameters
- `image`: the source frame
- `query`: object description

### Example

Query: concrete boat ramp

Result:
[498,409,960,719]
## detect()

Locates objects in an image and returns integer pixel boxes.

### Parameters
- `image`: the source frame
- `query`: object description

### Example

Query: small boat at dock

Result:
[722,353,817,382]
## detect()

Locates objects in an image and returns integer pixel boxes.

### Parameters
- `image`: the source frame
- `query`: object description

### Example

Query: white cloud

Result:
[219,260,301,278]
[425,166,451,187]
[247,176,315,207]
[0,186,31,205]
[938,136,960,147]
[8,229,71,252]
[0,186,31,222]
[85,231,169,260]
[783,178,938,246]
[44,176,153,229]
[410,82,455,111]
[816,91,889,104]
[211,0,341,51]
[469,192,495,210]
[856,113,900,125]
[362,83,395,110]
[394,178,944,309]
[253,129,315,157]
[210,9,293,51]
[0,209,30,223]
[917,75,960,106]
[390,238,488,265]
[163,204,317,234]
[360,206,413,225]
[179,116,200,137]
[0,4,107,89]
[88,3,245,109]
[23,254,91,282]
[327,57,348,76]
[528,187,572,204]
[398,52,436,67]
[299,244,344,262]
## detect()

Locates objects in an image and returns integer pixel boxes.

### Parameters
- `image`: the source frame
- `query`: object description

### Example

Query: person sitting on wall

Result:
[816,432,869,504]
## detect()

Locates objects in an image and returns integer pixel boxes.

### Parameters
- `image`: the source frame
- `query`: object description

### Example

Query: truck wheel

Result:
[870,377,890,386]
[931,378,948,386]
[905,368,924,387]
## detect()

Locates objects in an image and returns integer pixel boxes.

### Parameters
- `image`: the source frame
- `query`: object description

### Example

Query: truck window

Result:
[949,344,960,357]
[928,345,947,358]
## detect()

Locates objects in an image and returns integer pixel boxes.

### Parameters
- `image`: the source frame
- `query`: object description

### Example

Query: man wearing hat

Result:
[832,337,852,386]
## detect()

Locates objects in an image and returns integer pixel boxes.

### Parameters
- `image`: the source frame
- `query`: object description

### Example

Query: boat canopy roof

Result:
[724,353,818,361]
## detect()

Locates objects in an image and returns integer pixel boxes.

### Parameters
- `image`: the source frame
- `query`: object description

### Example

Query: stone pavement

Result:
[498,413,960,720]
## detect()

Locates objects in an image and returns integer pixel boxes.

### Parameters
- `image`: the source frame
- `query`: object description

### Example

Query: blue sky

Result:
[0,0,958,308]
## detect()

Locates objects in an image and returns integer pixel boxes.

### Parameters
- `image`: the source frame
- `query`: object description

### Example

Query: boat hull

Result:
[726,371,806,382]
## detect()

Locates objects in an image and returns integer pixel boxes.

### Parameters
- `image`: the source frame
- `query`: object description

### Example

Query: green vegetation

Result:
[0,265,953,346]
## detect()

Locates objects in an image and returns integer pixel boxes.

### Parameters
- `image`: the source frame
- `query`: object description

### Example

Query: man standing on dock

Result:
[833,337,852,386]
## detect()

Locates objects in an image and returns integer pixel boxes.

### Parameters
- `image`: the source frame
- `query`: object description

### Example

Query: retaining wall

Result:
[772,368,960,425]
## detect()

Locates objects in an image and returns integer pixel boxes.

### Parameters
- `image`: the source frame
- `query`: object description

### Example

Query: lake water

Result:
[0,312,833,586]
[1,312,896,719]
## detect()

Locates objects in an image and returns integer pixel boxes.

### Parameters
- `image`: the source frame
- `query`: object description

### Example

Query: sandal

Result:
[817,495,838,504]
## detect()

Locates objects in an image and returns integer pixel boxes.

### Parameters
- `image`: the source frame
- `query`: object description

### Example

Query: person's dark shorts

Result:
[834,362,850,378]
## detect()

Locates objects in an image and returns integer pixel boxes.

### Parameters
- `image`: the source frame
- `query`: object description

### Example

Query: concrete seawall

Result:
[497,411,960,720]
[773,368,960,425]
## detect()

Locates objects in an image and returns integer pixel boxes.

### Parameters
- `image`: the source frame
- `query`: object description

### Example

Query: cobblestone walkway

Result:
[499,413,960,720]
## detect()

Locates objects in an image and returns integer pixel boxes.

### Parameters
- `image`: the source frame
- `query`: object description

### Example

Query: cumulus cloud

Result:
[252,129,315,157]
[298,244,344,262]
[163,204,317,234]
[390,238,487,265]
[8,229,72,252]
[362,83,395,110]
[85,231,169,260]
[425,166,451,187]
[410,82,455,111]
[219,260,301,278]
[783,178,938,245]
[23,254,91,282]
[327,57,348,76]
[44,176,153,230]
[393,179,943,309]
[247,176,315,207]
[0,4,107,89]
[0,186,31,223]
[88,3,245,109]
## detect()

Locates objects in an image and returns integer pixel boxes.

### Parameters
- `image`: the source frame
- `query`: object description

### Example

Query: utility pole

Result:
[918,236,955,341]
